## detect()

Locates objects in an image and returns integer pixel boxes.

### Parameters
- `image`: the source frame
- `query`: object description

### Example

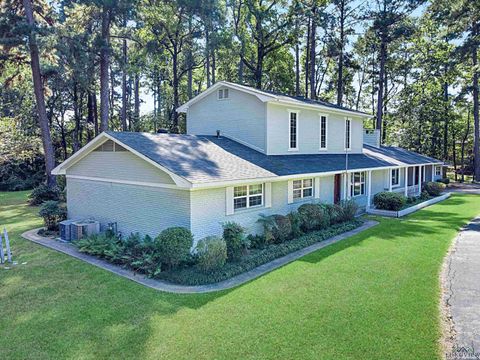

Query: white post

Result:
[418,166,423,195]
[367,170,372,208]
[404,167,408,197]
[3,228,11,263]
[0,232,4,263]
[431,165,435,181]
[388,168,393,192]
[343,173,349,200]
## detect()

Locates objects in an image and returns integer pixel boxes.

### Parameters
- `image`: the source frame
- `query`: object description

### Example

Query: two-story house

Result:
[52,81,443,243]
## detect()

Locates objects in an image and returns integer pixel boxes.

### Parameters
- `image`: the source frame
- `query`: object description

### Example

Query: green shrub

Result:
[222,222,247,261]
[257,214,292,244]
[373,191,407,211]
[157,220,363,285]
[155,227,193,270]
[337,200,358,222]
[246,233,266,249]
[321,204,342,225]
[437,177,450,185]
[38,200,67,231]
[74,233,119,257]
[29,184,61,206]
[297,203,330,231]
[288,211,304,238]
[424,181,446,196]
[420,190,430,200]
[196,236,227,272]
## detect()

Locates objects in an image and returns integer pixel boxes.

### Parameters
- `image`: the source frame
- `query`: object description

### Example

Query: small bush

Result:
[420,190,430,200]
[74,233,119,257]
[322,204,342,225]
[297,203,330,232]
[337,199,358,222]
[437,177,450,185]
[38,200,67,231]
[155,227,193,270]
[288,211,304,238]
[424,181,446,196]
[222,222,247,261]
[271,214,292,243]
[196,236,227,272]
[246,233,266,249]
[29,184,61,206]
[373,191,407,211]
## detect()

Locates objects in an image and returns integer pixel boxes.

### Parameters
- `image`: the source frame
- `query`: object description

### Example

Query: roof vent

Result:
[216,130,221,138]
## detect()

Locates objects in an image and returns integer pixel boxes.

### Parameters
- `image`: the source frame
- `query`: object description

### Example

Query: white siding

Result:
[67,151,176,184]
[266,103,364,155]
[190,176,336,241]
[186,87,266,152]
[67,178,190,238]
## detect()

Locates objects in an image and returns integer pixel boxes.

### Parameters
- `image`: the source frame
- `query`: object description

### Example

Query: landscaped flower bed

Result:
[72,200,363,286]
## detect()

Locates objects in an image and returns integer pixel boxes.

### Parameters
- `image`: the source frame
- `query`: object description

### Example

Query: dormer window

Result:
[218,88,229,100]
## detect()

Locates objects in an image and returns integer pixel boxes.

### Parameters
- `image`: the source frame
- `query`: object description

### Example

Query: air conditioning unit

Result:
[59,220,76,241]
[71,220,100,240]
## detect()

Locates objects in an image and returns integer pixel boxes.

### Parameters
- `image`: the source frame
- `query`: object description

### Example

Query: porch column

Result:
[343,172,348,200]
[404,166,408,197]
[418,165,423,195]
[431,165,435,181]
[367,170,372,208]
[388,168,392,192]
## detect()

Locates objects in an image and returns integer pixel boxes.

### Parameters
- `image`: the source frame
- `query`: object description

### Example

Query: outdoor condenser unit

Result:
[59,219,76,241]
[71,220,100,241]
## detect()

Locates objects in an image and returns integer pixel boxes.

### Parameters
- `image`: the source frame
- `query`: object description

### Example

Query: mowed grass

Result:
[1,191,479,360]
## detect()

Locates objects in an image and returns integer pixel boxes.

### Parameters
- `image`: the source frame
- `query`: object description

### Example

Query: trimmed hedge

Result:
[373,191,407,211]
[156,219,363,286]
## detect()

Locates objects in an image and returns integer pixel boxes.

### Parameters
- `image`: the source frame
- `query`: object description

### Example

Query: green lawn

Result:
[1,191,479,359]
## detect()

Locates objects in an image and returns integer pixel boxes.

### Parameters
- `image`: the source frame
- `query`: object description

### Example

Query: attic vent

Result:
[218,88,229,100]
[93,140,127,152]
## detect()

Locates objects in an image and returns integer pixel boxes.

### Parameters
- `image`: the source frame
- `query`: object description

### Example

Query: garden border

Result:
[366,192,451,218]
[22,220,378,294]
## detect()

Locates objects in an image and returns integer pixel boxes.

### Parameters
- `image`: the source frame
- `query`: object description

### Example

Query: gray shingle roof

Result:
[363,144,442,165]
[107,132,433,185]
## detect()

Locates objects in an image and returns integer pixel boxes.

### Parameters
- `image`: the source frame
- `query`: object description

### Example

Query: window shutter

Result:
[314,177,320,199]
[264,183,272,208]
[287,180,294,204]
[226,187,234,215]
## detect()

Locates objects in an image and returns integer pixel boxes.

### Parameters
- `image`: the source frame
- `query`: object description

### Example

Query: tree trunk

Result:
[305,19,310,98]
[443,78,449,161]
[172,50,179,132]
[72,82,81,152]
[134,74,140,131]
[337,0,345,106]
[238,42,244,83]
[472,31,480,182]
[93,92,99,136]
[376,37,386,139]
[206,30,211,87]
[22,0,56,187]
[121,26,128,131]
[87,91,95,141]
[212,50,216,84]
[99,6,111,132]
[461,109,470,183]
[295,41,300,96]
[309,7,316,99]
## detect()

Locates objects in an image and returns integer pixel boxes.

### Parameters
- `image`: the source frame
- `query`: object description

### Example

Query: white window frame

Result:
[391,168,400,187]
[217,88,229,100]
[435,165,441,176]
[319,114,328,150]
[288,110,299,151]
[292,178,314,201]
[233,184,264,211]
[350,171,366,197]
[344,118,351,150]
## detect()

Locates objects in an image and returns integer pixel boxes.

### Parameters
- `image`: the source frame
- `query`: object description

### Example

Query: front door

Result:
[334,174,342,204]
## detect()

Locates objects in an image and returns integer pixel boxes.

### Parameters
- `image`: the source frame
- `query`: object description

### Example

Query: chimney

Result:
[364,129,380,148]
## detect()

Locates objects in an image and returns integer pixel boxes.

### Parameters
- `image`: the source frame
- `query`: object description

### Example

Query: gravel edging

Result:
[22,220,378,294]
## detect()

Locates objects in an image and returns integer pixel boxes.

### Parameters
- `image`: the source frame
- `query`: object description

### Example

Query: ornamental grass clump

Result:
[196,236,227,272]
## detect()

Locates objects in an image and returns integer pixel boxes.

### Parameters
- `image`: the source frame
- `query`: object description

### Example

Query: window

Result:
[293,179,313,200]
[233,184,263,210]
[435,166,441,176]
[218,88,229,100]
[391,168,399,187]
[350,172,365,197]
[345,118,351,150]
[289,111,298,150]
[320,115,327,150]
